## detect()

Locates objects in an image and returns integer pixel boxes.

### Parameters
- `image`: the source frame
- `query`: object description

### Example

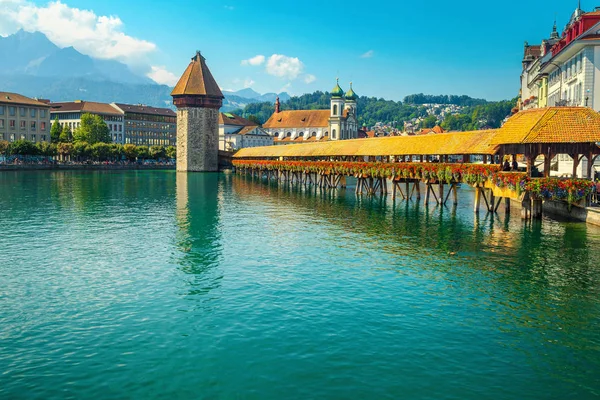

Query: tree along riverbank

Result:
[0,163,174,171]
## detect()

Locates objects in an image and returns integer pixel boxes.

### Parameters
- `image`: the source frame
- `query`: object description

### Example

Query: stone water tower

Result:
[171,51,224,172]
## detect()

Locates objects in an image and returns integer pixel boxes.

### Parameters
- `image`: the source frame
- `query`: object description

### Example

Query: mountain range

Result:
[0,30,289,110]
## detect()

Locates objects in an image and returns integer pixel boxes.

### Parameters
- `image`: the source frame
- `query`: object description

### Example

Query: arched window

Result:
[332,129,336,139]
[299,132,304,139]
[274,132,279,138]
[286,132,292,137]
[324,131,329,136]
[311,131,316,137]
[333,105,338,115]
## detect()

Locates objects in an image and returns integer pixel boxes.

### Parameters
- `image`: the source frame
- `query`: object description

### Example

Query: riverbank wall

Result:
[0,164,175,171]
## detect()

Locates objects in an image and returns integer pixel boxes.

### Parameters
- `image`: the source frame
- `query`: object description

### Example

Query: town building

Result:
[219,112,272,151]
[520,6,600,110]
[262,80,360,144]
[50,101,125,143]
[112,103,176,146]
[0,92,51,143]
[519,5,600,177]
[50,101,177,146]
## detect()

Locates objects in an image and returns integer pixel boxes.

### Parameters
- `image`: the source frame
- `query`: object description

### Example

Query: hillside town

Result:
[1,3,600,166]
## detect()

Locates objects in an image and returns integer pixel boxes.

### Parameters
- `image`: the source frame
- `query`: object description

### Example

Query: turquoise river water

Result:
[1,170,600,399]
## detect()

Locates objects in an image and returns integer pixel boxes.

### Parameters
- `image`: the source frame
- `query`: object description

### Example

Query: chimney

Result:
[275,96,280,113]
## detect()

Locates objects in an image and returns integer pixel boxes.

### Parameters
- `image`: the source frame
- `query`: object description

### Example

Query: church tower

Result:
[171,51,224,172]
[329,79,345,140]
[344,83,359,139]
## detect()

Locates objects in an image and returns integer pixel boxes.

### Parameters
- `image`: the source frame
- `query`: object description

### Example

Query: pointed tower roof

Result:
[331,78,345,98]
[345,82,358,101]
[550,17,559,40]
[171,51,224,98]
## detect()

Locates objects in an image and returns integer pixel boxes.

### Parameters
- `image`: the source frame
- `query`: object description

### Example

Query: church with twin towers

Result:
[262,79,360,144]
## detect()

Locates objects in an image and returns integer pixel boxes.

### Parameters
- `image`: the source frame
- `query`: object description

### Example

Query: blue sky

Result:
[0,0,591,101]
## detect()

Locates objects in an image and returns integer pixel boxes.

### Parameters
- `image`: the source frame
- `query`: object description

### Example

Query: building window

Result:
[20,121,26,130]
[332,129,336,139]
[19,107,26,117]
[324,131,328,136]
[10,120,15,129]
[0,119,3,129]
[41,135,46,142]
[30,108,36,118]
[40,109,46,118]
[40,122,46,131]
[31,134,36,142]
[0,106,4,115]
[30,121,36,130]
[286,132,291,137]
[20,134,25,140]
[10,134,15,142]
[333,105,338,115]
[9,107,15,116]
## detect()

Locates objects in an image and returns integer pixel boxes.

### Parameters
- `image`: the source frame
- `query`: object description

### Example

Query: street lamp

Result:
[586,89,590,107]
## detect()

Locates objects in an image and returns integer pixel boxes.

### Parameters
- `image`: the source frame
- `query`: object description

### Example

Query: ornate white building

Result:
[218,112,272,151]
[263,80,359,144]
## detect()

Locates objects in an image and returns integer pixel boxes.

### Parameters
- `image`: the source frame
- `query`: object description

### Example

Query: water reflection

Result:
[175,172,223,297]
[231,175,600,382]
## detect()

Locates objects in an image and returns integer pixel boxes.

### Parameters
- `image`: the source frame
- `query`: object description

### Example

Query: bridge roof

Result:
[234,107,600,159]
[491,107,600,144]
[234,130,499,158]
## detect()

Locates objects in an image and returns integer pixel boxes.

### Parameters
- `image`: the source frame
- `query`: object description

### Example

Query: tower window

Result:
[333,105,337,115]
[332,129,336,139]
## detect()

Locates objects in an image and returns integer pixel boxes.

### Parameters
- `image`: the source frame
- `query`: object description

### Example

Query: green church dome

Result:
[345,82,358,101]
[331,78,345,98]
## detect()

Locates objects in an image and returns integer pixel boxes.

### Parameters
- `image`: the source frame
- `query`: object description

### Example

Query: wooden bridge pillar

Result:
[488,189,495,212]
[532,199,543,219]
[438,183,444,205]
[452,184,458,205]
[474,187,481,213]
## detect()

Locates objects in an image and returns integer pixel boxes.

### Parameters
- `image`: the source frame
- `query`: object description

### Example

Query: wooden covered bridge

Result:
[232,107,600,219]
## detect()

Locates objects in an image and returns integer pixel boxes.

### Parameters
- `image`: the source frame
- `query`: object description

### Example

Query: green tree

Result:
[0,140,9,156]
[73,141,91,160]
[136,145,150,160]
[9,139,38,155]
[149,145,165,159]
[73,114,111,144]
[422,115,437,128]
[123,144,137,161]
[57,142,73,160]
[59,125,73,143]
[36,141,57,157]
[165,146,177,160]
[110,144,124,161]
[247,114,262,126]
[50,118,62,143]
[91,143,111,161]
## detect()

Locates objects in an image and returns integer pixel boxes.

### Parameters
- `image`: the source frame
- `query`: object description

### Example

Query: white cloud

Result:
[304,74,316,84]
[266,54,303,79]
[147,66,179,86]
[279,82,291,92]
[0,0,160,67]
[241,55,265,66]
[244,78,255,88]
[360,50,374,58]
[224,5,234,10]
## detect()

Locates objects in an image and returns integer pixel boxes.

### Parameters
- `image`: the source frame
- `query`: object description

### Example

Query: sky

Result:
[0,0,591,101]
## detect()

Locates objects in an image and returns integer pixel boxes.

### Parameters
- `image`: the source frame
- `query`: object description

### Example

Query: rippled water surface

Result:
[1,170,600,399]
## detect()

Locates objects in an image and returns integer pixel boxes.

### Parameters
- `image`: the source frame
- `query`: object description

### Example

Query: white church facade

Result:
[262,80,360,144]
